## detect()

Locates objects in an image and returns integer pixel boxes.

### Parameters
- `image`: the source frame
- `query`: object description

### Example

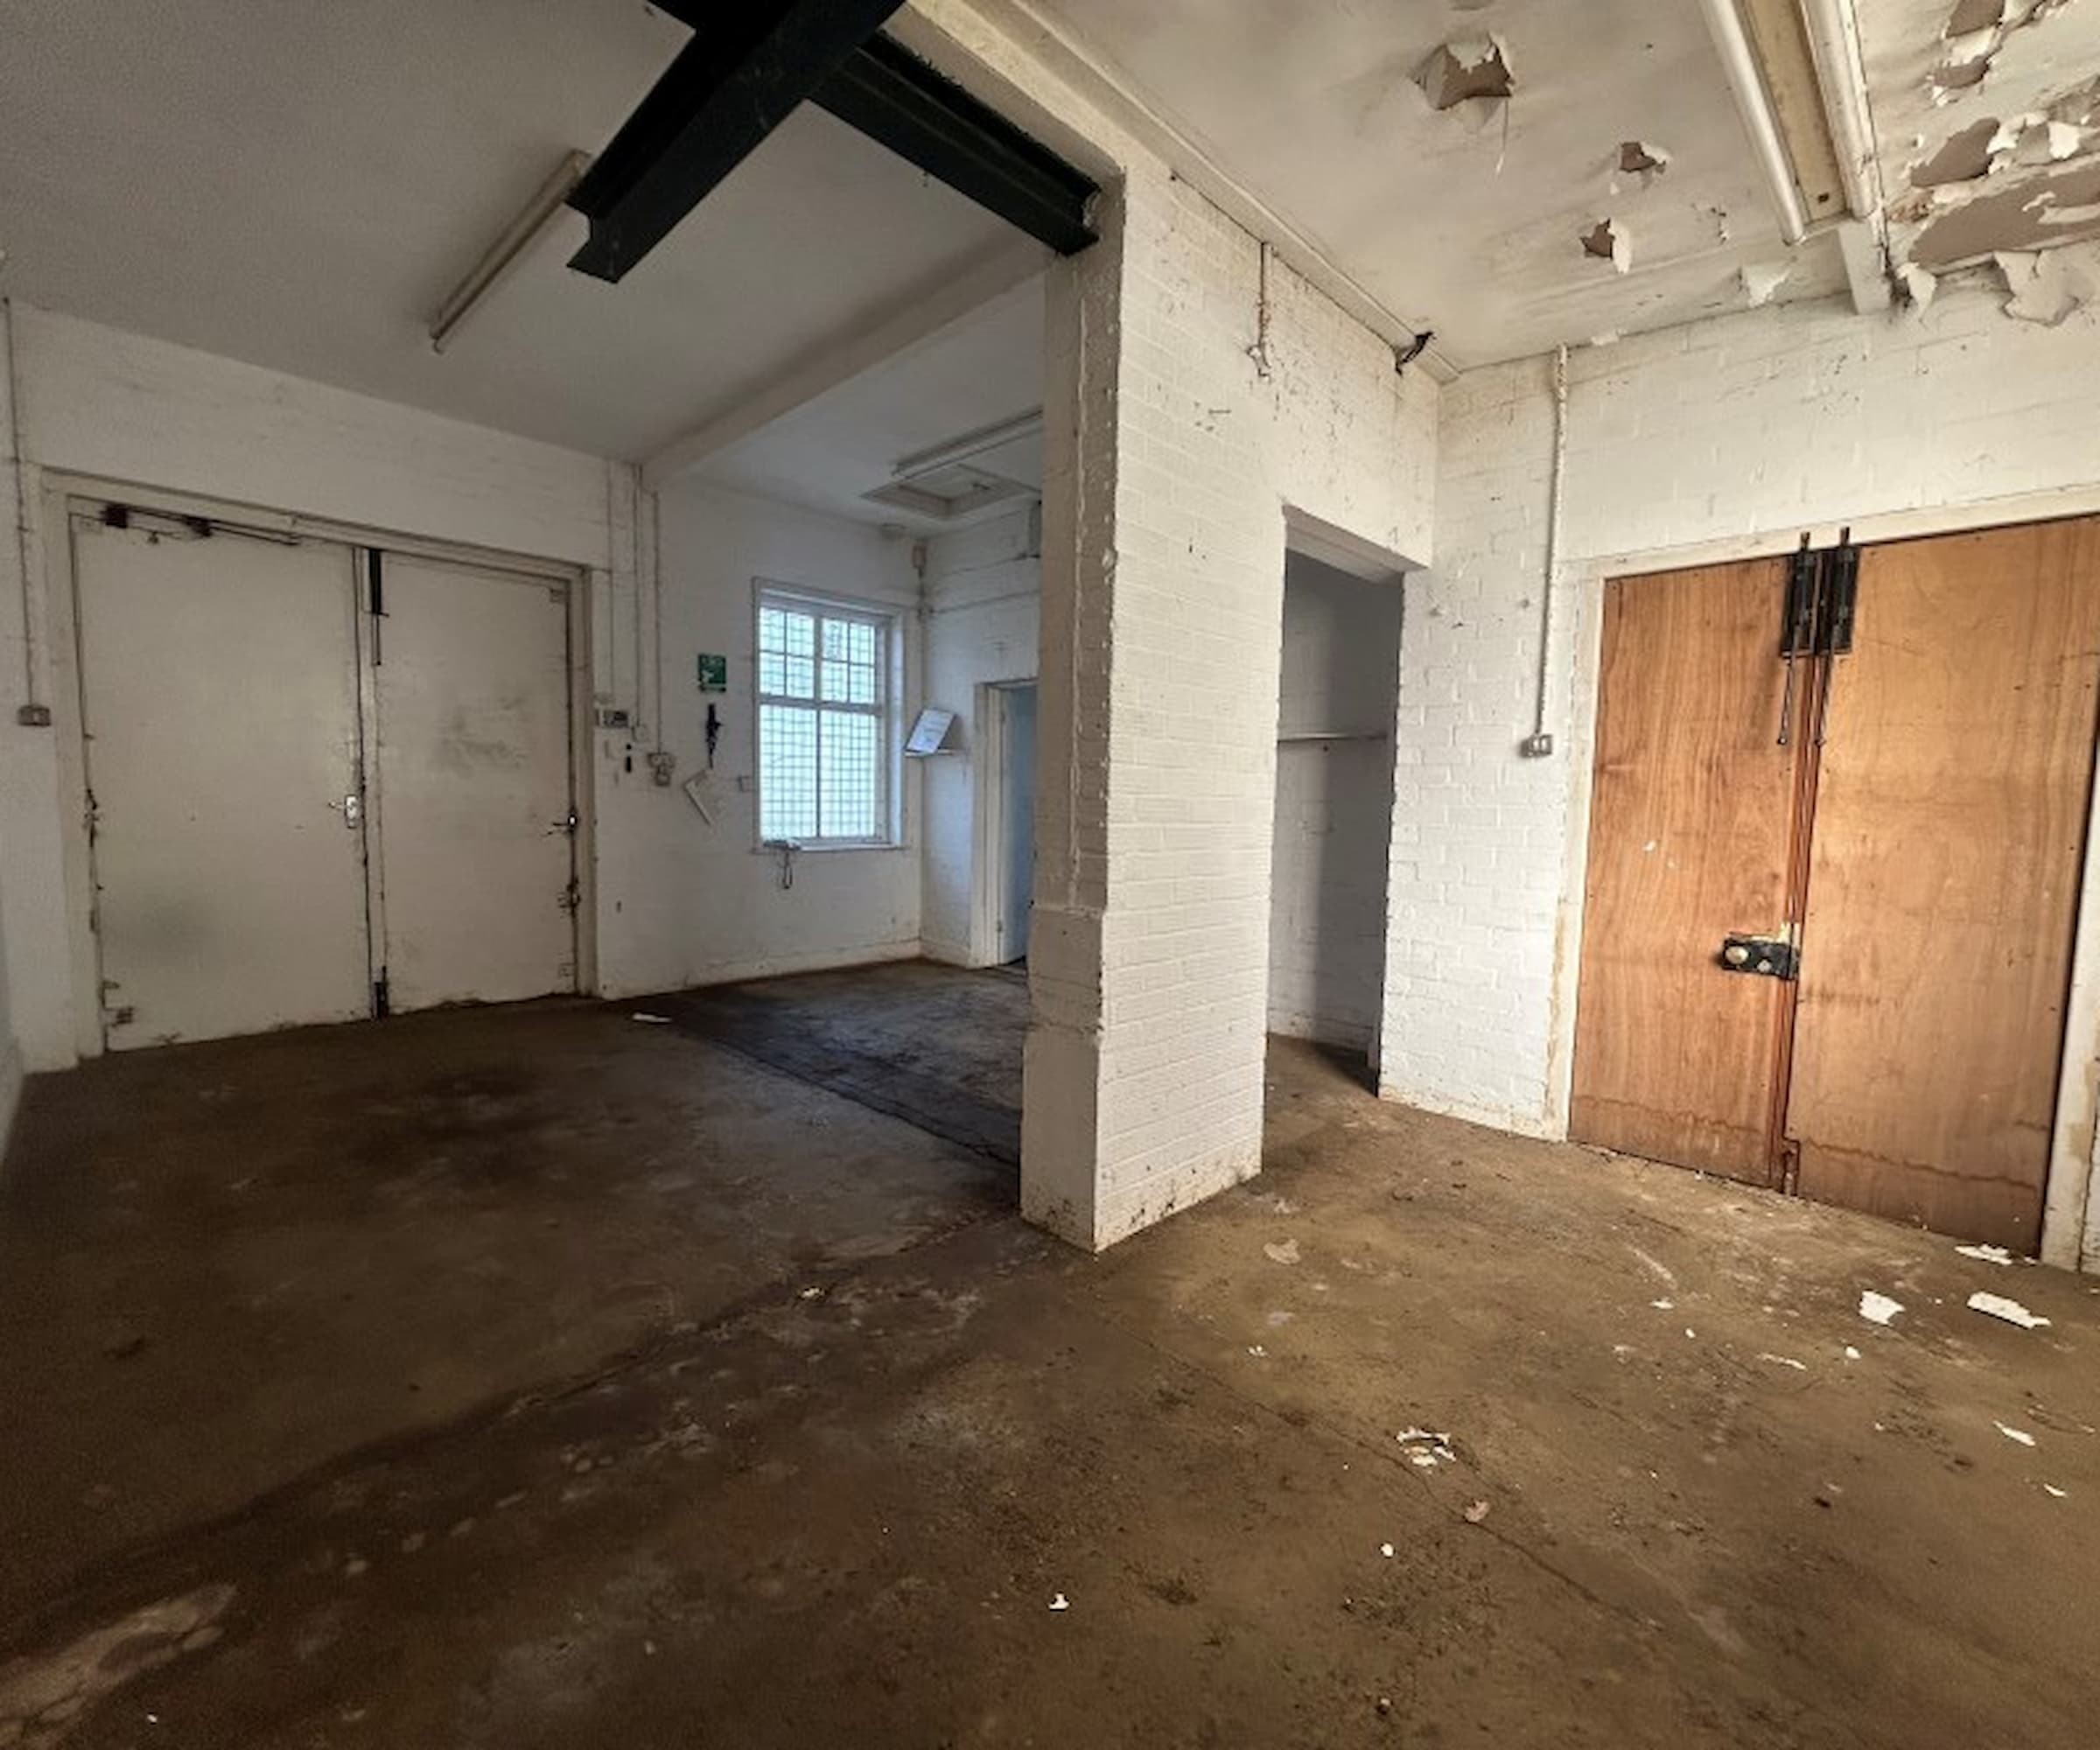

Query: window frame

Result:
[751,582,901,850]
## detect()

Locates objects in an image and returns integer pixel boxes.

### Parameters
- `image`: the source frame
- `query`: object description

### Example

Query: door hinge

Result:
[374,971,391,1018]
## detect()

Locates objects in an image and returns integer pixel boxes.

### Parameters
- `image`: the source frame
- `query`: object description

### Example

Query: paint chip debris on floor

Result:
[0,1027,2094,1747]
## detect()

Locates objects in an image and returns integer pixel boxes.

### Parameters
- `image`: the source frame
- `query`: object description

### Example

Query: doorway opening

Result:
[1265,551,1403,1092]
[984,680,1038,968]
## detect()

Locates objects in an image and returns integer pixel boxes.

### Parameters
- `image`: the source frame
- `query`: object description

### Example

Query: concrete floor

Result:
[1,964,2096,1746]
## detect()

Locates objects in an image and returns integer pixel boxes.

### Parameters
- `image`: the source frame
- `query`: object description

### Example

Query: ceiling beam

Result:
[642,239,1046,491]
[810,35,1097,256]
[567,0,910,284]
[569,7,1097,286]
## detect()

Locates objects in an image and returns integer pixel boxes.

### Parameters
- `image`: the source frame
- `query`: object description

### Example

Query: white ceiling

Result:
[0,0,1026,462]
[1019,0,1850,366]
[697,276,1045,528]
[5,0,2092,511]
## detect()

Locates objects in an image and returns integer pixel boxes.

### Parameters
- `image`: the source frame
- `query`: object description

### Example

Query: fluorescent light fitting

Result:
[1799,0,1883,221]
[430,149,592,354]
[1698,0,1811,242]
[891,409,1042,481]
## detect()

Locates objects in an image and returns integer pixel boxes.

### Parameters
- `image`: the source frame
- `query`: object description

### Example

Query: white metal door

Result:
[74,521,372,1048]
[368,554,575,1011]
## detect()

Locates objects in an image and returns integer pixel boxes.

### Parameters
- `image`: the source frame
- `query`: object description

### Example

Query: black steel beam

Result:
[568,9,1099,284]
[567,0,910,283]
[811,35,1097,256]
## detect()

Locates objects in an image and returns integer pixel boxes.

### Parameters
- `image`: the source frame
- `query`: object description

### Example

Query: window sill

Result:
[752,842,908,856]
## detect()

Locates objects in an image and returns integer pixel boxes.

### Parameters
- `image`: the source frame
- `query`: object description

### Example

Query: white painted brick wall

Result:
[597,482,924,997]
[1012,143,1438,1247]
[0,310,931,1063]
[0,304,619,1074]
[1386,284,2100,1266]
[920,505,1040,964]
[1269,555,1401,1048]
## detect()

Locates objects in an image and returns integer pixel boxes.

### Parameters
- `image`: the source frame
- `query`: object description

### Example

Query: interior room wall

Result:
[1267,553,1401,1053]
[596,480,923,995]
[1386,282,2100,1268]
[919,501,1041,965]
[0,304,617,1074]
[1018,157,1438,1249]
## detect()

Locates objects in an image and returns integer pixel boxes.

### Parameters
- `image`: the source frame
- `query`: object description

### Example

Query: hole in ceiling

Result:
[1579,219,1632,273]
[1416,37,1515,110]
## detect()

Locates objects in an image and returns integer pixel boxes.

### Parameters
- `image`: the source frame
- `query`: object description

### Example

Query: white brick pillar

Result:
[1019,185,1124,1248]
[1022,172,1295,1250]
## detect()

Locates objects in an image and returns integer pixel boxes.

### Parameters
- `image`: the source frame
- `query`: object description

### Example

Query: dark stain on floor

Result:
[648,962,1026,1166]
[0,970,2095,1747]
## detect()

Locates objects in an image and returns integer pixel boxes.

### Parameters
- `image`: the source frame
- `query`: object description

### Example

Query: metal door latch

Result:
[1718,934,1799,980]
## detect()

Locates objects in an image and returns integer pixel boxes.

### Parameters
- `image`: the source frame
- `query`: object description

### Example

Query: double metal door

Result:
[73,514,578,1050]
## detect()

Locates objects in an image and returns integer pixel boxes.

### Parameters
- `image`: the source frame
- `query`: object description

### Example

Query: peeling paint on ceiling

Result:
[1862,0,2100,314]
[1028,0,1848,366]
[1994,239,2100,318]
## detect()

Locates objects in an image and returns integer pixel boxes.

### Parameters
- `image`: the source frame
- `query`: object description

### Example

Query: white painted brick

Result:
[1385,283,2100,1151]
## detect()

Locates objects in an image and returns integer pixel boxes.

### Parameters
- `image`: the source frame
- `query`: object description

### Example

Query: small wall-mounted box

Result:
[906,707,958,756]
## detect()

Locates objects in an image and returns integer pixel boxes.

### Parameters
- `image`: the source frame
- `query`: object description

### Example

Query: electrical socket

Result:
[1520,732,1554,758]
[16,704,52,727]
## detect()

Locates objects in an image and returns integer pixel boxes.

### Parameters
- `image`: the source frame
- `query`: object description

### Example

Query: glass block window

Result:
[757,592,893,845]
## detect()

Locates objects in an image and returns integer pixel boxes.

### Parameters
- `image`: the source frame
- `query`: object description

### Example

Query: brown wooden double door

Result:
[1572,518,2100,1253]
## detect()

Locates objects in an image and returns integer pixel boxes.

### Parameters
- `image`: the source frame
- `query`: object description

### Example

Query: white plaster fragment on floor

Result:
[1858,1292,1905,1326]
[1968,1292,2051,1328]
[1995,1422,2037,1446]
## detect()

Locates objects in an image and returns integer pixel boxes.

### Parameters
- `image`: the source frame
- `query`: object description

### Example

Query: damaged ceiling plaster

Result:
[1024,0,1852,365]
[1580,218,1634,272]
[1864,0,2100,321]
[1415,35,1516,120]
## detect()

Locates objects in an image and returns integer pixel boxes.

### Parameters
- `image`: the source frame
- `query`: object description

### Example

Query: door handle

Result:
[547,809,578,836]
[327,794,362,828]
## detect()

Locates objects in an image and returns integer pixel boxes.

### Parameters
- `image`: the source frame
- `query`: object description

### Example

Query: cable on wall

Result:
[1247,239,1273,381]
[1524,343,1570,759]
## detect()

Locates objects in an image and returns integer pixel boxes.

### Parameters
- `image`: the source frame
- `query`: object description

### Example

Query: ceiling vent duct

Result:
[861,410,1041,524]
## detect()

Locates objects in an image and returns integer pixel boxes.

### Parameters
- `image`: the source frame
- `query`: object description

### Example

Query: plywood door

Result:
[74,522,372,1047]
[1786,520,2100,1251]
[1571,559,1806,1182]
[369,555,576,1012]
